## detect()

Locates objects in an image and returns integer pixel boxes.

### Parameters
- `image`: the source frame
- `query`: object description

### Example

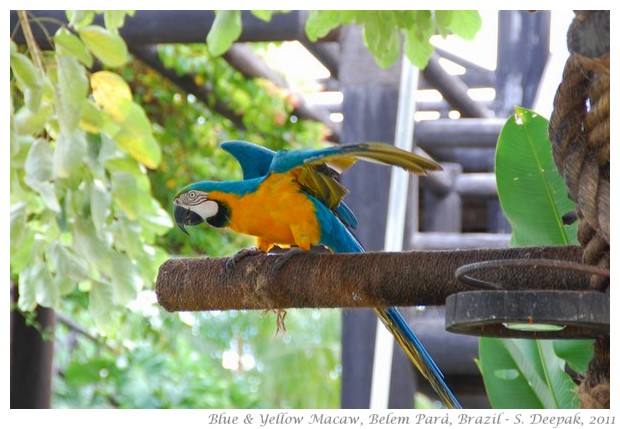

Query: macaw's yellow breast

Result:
[208,172,321,250]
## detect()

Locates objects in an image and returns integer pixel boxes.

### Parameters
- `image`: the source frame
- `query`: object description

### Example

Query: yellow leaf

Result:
[90,70,132,120]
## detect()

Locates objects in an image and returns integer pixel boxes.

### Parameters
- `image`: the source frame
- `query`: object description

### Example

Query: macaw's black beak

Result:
[174,204,204,235]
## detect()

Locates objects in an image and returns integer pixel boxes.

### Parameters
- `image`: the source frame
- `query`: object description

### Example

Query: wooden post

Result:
[10,286,55,408]
[338,24,414,409]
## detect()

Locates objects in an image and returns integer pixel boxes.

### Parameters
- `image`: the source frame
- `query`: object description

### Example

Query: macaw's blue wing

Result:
[219,141,358,229]
[308,194,363,253]
[220,141,276,179]
[334,202,358,229]
[269,142,442,229]
[270,142,442,175]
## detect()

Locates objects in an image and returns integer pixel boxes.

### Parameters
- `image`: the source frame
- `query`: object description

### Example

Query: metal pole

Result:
[369,57,419,409]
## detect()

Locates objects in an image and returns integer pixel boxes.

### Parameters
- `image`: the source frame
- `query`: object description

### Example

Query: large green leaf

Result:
[104,10,133,32]
[362,12,400,69]
[90,71,161,168]
[90,179,112,232]
[54,28,94,68]
[10,202,28,251]
[111,172,141,220]
[17,262,38,311]
[72,218,112,273]
[66,10,95,30]
[25,138,53,182]
[53,129,87,179]
[251,10,275,22]
[10,52,40,88]
[141,200,174,235]
[55,52,88,134]
[89,280,119,334]
[436,10,481,40]
[479,338,579,408]
[79,25,129,67]
[206,11,242,56]
[19,257,58,310]
[79,99,104,133]
[484,107,589,409]
[14,103,54,135]
[112,103,162,169]
[495,107,577,246]
[24,139,60,212]
[11,52,42,111]
[402,11,434,69]
[53,48,88,179]
[553,340,594,375]
[305,11,356,42]
[47,242,91,283]
[109,252,144,305]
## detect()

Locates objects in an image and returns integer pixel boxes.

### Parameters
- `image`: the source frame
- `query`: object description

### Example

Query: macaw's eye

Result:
[188,191,197,200]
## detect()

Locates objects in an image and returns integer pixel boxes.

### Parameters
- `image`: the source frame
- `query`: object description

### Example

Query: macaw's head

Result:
[173,184,230,235]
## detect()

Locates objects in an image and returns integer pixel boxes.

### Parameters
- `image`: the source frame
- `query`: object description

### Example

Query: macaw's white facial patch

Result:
[193,200,219,220]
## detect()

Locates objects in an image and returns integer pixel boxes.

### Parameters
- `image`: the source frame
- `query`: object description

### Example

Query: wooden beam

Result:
[422,54,494,118]
[10,10,336,48]
[414,118,504,148]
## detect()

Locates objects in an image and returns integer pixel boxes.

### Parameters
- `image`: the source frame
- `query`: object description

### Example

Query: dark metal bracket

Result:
[446,259,610,339]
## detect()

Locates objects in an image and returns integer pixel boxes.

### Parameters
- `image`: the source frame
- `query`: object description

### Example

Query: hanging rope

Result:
[548,10,609,409]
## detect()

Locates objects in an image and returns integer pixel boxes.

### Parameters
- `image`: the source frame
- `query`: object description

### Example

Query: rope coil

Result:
[548,10,609,409]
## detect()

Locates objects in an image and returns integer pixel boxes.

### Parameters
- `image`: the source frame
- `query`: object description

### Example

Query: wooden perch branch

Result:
[156,246,588,312]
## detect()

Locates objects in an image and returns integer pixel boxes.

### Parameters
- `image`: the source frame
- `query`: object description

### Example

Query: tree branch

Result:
[17,11,45,72]
[156,246,587,312]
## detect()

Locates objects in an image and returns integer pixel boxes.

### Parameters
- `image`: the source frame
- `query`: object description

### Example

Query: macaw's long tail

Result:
[373,307,462,409]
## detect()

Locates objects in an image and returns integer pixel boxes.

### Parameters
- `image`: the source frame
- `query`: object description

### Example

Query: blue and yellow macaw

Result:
[173,141,461,409]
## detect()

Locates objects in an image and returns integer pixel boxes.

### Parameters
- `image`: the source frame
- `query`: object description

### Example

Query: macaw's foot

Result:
[225,247,264,272]
[271,247,307,272]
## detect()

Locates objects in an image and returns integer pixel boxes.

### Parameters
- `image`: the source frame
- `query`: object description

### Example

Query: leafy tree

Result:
[208,10,481,69]
[11,10,170,335]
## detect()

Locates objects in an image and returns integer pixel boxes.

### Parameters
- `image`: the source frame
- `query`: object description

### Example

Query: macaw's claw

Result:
[225,247,264,273]
[271,247,306,272]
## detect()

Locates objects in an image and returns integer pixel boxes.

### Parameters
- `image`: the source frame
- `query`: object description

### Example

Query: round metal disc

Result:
[445,290,609,339]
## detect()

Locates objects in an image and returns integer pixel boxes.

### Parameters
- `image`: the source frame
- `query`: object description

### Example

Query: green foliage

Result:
[205,10,482,68]
[11,11,171,335]
[78,25,129,68]
[53,305,341,408]
[495,107,577,246]
[478,339,579,408]
[91,70,162,169]
[481,108,593,408]
[553,340,594,375]
[207,11,242,56]
[251,10,277,22]
[435,10,481,39]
